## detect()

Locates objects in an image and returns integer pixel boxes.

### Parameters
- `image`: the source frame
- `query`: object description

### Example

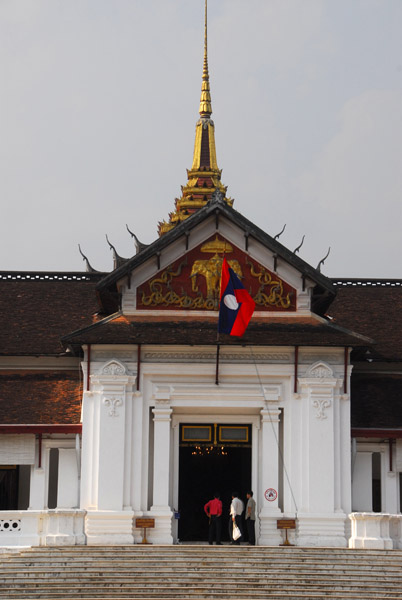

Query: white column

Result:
[151,404,172,510]
[148,402,173,544]
[80,391,98,510]
[131,391,144,513]
[171,422,180,544]
[383,446,399,514]
[82,360,135,545]
[259,407,282,545]
[297,362,347,546]
[57,449,78,509]
[28,442,49,509]
[339,394,352,515]
[352,452,372,511]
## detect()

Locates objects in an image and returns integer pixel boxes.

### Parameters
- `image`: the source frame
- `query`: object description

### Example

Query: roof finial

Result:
[157,0,234,236]
[199,0,212,117]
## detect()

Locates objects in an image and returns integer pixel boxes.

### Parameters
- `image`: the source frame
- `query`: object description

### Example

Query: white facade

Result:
[1,217,401,549]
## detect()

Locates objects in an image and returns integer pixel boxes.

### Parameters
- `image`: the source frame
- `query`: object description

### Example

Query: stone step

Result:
[8,551,402,565]
[0,576,401,589]
[1,582,402,593]
[1,569,401,580]
[7,555,402,567]
[2,550,402,565]
[12,546,402,555]
[2,546,402,600]
[0,564,401,574]
[1,567,399,576]
[1,588,402,600]
[9,546,402,557]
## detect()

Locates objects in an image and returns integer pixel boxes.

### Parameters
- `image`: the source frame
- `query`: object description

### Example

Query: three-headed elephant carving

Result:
[190,255,242,299]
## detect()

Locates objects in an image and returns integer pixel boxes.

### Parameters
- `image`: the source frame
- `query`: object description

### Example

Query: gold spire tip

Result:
[199,0,212,117]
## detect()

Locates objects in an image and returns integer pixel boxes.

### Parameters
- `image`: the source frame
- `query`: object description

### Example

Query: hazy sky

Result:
[1,0,401,277]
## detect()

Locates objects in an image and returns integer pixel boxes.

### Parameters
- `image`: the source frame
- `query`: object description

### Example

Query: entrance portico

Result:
[75,342,353,547]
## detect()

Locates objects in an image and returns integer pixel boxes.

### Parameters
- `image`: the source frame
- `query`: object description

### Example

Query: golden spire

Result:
[199,0,212,117]
[158,0,233,236]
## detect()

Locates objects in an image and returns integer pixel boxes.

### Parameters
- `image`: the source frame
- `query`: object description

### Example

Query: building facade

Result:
[1,6,401,549]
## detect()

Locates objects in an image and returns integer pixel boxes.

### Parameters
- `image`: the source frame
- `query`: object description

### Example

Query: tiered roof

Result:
[0,272,103,356]
[0,370,82,425]
[329,279,402,361]
[158,0,232,235]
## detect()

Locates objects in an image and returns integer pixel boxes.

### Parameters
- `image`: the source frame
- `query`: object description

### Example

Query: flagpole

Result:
[215,332,220,385]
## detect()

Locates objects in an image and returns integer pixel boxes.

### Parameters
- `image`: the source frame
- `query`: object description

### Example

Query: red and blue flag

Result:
[218,258,255,336]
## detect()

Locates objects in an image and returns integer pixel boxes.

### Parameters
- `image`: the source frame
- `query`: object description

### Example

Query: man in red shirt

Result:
[204,492,223,545]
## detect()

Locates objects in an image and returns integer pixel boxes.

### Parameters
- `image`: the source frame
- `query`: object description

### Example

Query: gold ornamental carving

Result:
[190,237,241,301]
[246,258,293,309]
[138,237,295,311]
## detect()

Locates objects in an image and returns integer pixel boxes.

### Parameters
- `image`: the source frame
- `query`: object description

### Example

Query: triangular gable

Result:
[97,199,335,315]
[136,234,297,313]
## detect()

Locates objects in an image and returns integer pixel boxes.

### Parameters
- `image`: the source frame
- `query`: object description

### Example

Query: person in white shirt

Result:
[245,490,256,545]
[230,491,244,544]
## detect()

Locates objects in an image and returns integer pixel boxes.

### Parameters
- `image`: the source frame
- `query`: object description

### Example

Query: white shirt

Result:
[230,497,244,517]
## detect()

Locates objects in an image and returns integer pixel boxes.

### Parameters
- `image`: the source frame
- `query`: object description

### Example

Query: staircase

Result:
[1,545,402,599]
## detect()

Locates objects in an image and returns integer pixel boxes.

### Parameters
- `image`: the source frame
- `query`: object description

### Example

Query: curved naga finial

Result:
[274,224,286,241]
[106,234,117,254]
[293,235,305,254]
[78,244,98,273]
[316,247,331,272]
[126,224,148,254]
[106,235,128,269]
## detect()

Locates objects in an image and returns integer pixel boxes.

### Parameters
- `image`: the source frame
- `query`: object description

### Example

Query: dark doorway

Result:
[178,426,251,542]
[0,466,19,510]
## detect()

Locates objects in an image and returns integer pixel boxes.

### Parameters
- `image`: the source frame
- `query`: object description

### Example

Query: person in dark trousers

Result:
[230,491,244,544]
[245,490,256,545]
[204,492,223,545]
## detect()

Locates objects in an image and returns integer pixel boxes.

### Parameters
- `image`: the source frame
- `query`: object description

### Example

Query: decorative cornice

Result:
[143,351,291,363]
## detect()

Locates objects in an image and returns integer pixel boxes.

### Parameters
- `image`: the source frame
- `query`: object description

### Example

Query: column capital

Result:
[152,405,173,421]
[260,408,281,423]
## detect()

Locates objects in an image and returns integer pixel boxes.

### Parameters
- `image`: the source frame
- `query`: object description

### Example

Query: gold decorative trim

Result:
[182,425,212,442]
[200,236,233,254]
[219,425,249,443]
[247,258,293,309]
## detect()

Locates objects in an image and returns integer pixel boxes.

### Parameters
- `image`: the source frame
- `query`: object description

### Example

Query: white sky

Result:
[1,0,401,277]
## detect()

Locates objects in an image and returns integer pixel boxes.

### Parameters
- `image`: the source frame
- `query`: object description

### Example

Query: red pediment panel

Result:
[136,235,296,312]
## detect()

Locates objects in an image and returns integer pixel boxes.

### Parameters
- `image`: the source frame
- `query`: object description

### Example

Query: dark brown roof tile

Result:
[0,370,82,424]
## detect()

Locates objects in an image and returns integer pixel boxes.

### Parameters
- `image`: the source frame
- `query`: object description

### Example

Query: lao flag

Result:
[218,257,255,336]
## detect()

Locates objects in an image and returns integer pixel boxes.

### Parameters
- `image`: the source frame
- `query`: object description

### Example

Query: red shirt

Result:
[204,498,222,516]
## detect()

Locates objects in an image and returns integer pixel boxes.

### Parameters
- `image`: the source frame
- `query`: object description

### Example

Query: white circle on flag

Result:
[224,294,239,311]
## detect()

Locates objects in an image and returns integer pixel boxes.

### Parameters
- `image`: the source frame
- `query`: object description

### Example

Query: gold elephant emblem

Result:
[190,254,242,299]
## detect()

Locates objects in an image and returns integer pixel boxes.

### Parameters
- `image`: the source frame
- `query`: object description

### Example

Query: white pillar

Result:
[339,394,352,515]
[297,362,347,546]
[382,443,398,513]
[57,449,78,509]
[80,391,98,510]
[259,407,282,545]
[81,360,135,545]
[151,405,172,510]
[28,441,49,509]
[352,452,372,511]
[149,402,173,544]
[131,391,144,513]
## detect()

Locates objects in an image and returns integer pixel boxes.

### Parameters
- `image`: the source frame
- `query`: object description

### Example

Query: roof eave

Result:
[96,200,335,296]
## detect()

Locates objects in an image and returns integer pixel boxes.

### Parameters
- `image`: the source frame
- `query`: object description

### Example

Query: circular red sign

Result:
[264,488,278,502]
